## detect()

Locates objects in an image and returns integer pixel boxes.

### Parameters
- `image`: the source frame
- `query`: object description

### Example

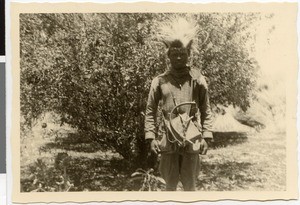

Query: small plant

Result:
[22,153,74,192]
[54,152,74,191]
[131,168,166,191]
[22,158,55,192]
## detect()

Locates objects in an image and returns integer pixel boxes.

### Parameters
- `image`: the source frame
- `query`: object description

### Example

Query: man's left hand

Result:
[199,138,207,155]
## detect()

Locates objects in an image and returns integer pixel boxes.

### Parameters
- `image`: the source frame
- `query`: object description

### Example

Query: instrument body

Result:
[164,101,202,146]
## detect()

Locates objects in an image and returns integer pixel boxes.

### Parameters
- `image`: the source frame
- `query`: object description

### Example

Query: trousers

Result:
[159,152,200,191]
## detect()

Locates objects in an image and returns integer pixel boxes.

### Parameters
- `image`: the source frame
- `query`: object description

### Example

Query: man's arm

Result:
[144,77,161,140]
[198,76,214,139]
[197,76,213,155]
[145,77,162,154]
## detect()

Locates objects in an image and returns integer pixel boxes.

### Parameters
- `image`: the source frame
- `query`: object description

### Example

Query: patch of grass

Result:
[198,130,286,191]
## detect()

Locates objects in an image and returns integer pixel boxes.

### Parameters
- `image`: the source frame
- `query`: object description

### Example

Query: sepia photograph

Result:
[9,2,298,203]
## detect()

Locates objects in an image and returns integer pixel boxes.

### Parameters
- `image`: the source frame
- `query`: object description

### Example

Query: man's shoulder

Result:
[189,68,208,89]
[157,71,170,78]
[152,71,169,84]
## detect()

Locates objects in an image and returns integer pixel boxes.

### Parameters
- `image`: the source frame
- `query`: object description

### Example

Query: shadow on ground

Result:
[41,133,104,153]
[21,155,142,192]
[210,132,248,149]
[66,157,139,191]
[27,131,250,191]
[197,160,257,191]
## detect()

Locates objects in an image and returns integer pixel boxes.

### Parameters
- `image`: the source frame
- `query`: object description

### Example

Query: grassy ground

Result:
[20,118,286,192]
[197,130,286,191]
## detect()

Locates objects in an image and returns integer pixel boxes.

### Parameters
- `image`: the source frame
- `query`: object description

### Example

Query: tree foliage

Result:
[20,13,259,165]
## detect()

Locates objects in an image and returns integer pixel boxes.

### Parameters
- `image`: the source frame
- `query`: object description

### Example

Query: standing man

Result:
[144,18,214,191]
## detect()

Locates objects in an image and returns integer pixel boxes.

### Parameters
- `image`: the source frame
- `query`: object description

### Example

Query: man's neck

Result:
[169,66,190,77]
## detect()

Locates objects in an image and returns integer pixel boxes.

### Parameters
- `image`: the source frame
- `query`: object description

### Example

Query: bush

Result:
[20,13,259,166]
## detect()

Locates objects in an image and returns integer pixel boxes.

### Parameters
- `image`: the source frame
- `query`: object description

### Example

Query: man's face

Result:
[168,47,189,70]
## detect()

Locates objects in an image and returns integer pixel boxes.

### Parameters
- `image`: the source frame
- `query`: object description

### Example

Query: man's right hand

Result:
[150,139,161,155]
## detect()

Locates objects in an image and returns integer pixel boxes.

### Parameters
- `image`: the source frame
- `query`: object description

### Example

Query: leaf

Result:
[147,168,154,174]
[33,178,38,185]
[131,172,143,177]
[155,177,166,185]
[135,168,146,173]
[129,176,144,182]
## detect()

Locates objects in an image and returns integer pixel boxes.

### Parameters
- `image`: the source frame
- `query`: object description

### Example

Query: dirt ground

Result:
[20,116,286,191]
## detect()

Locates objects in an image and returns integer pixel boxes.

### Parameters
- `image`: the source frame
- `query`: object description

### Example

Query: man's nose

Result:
[177,56,182,60]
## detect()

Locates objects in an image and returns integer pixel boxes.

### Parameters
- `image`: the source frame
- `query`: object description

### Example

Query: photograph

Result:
[9,2,298,203]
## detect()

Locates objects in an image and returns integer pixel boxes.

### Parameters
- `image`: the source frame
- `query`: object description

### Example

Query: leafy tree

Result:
[20,13,259,166]
[191,13,259,110]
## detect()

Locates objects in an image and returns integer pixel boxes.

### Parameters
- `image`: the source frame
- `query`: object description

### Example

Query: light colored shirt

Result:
[145,67,213,140]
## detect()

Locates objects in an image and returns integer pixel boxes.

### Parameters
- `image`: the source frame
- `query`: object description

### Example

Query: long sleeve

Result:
[198,77,214,139]
[144,77,161,140]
